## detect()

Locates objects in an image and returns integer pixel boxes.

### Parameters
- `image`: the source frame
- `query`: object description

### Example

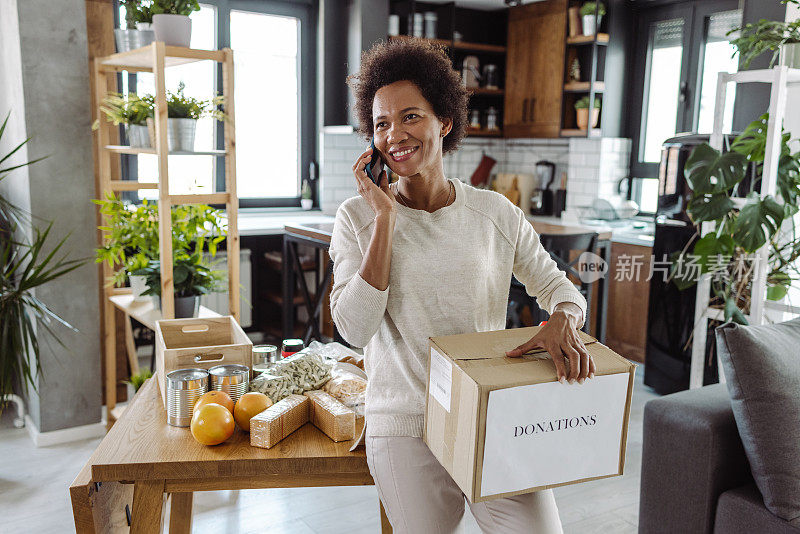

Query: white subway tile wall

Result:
[319,132,630,219]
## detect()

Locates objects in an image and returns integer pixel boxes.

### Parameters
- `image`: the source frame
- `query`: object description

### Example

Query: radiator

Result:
[201,248,252,327]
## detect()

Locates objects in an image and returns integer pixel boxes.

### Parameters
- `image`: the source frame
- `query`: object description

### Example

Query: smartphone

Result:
[365,137,385,185]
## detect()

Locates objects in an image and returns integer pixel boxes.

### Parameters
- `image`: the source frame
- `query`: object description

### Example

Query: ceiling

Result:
[422,0,546,11]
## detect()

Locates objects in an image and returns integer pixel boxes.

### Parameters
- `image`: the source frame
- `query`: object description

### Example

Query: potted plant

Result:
[574,95,601,130]
[94,196,226,301]
[151,0,200,47]
[139,253,226,318]
[116,0,156,52]
[579,1,606,36]
[124,368,153,399]
[728,1,800,69]
[94,93,154,148]
[1,111,87,418]
[671,112,800,324]
[144,82,227,152]
[301,180,314,210]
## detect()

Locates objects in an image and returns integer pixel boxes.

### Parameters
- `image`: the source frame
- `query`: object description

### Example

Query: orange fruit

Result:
[190,403,235,446]
[234,392,273,431]
[193,390,234,415]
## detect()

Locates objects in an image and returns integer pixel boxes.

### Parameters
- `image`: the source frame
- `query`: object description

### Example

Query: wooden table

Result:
[282,223,341,344]
[70,377,390,533]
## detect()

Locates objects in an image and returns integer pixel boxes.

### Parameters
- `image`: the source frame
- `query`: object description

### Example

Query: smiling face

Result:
[372,80,452,179]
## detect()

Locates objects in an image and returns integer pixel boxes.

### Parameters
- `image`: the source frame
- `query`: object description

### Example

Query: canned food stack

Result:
[166,368,209,427]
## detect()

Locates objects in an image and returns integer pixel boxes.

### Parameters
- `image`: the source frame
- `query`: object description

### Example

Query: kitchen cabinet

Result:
[605,241,652,363]
[503,0,567,138]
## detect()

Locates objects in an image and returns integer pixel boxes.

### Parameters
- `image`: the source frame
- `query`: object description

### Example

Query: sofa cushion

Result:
[716,319,800,526]
[714,484,800,534]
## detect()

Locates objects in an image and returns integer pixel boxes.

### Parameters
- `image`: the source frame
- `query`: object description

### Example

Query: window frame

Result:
[116,0,317,209]
[625,0,740,211]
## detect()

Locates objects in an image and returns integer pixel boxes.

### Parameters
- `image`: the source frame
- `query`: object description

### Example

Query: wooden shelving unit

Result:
[566,33,609,45]
[92,42,240,426]
[564,81,605,92]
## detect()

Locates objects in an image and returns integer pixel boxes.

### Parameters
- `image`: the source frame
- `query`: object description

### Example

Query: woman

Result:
[329,40,595,533]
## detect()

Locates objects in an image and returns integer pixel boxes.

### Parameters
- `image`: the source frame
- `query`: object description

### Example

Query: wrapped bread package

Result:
[304,390,356,442]
[250,394,310,449]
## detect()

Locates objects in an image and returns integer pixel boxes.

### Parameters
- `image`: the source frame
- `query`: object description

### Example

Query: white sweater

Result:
[328,178,587,438]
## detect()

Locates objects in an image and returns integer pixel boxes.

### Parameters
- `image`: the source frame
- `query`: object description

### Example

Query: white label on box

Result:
[480,372,630,498]
[429,347,452,413]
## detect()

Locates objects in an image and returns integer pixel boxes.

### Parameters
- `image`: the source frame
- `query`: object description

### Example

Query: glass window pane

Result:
[641,18,684,164]
[696,10,742,134]
[230,10,300,198]
[136,5,217,199]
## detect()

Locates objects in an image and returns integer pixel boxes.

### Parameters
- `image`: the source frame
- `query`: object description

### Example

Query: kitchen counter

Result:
[238,208,335,236]
[527,215,654,248]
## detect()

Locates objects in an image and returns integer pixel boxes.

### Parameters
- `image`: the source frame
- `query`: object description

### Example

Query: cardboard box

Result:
[424,326,635,503]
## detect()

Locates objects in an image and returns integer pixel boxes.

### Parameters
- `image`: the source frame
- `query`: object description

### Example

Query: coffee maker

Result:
[530,160,555,215]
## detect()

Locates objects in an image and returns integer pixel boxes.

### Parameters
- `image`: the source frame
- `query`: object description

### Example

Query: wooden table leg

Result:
[379,500,393,534]
[124,315,140,376]
[131,479,165,534]
[168,492,193,534]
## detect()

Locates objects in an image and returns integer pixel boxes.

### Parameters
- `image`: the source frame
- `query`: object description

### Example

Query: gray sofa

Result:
[638,383,800,533]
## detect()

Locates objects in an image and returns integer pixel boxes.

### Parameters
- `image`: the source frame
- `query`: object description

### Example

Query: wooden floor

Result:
[1,371,658,533]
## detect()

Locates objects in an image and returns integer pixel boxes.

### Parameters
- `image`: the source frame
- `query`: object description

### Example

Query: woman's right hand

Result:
[353,147,394,217]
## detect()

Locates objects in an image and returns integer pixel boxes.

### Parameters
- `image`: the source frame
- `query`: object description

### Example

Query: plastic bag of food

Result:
[307,340,364,369]
[249,372,301,403]
[322,366,367,416]
[270,350,332,391]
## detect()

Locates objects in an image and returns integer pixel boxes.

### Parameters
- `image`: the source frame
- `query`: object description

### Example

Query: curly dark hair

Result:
[347,39,469,154]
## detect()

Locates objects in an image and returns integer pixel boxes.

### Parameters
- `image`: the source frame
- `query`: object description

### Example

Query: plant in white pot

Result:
[574,95,601,130]
[579,1,606,36]
[144,82,227,152]
[301,180,314,210]
[151,0,200,47]
[116,0,156,51]
[139,253,226,318]
[94,93,154,148]
[728,1,800,69]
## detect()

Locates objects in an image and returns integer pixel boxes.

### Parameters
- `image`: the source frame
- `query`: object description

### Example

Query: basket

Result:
[155,316,252,406]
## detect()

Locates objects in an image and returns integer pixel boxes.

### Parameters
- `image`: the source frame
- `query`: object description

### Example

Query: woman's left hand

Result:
[504,303,595,384]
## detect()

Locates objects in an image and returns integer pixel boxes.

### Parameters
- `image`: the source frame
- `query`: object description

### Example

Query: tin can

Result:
[166,368,209,427]
[252,344,279,377]
[281,338,304,358]
[208,364,250,403]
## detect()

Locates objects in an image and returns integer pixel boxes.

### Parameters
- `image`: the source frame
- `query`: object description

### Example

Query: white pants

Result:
[366,436,564,534]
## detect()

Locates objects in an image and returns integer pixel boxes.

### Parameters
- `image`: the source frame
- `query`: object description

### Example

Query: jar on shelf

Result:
[470,109,482,129]
[483,64,499,90]
[486,107,499,131]
[424,12,437,39]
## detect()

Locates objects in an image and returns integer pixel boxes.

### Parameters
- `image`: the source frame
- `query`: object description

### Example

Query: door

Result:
[504,0,567,138]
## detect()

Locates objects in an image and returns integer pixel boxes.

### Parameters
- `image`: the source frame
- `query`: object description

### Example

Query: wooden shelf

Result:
[264,251,316,272]
[108,180,158,191]
[560,128,602,137]
[388,35,506,54]
[470,87,504,96]
[105,145,227,156]
[563,81,606,92]
[466,127,503,137]
[567,33,609,45]
[264,291,309,307]
[108,293,219,331]
[99,43,226,72]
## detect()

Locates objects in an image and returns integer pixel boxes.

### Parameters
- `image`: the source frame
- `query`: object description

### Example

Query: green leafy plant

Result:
[151,0,200,16]
[579,1,606,17]
[138,253,226,298]
[94,195,226,287]
[158,82,227,121]
[574,96,601,110]
[124,368,153,392]
[1,111,87,410]
[727,0,800,69]
[92,93,153,130]
[671,113,800,324]
[120,0,154,25]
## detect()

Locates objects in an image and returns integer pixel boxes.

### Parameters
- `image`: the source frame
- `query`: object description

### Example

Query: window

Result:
[627,1,741,213]
[118,0,316,207]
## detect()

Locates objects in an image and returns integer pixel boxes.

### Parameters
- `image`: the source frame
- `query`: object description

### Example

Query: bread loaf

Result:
[304,390,356,442]
[250,394,309,449]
